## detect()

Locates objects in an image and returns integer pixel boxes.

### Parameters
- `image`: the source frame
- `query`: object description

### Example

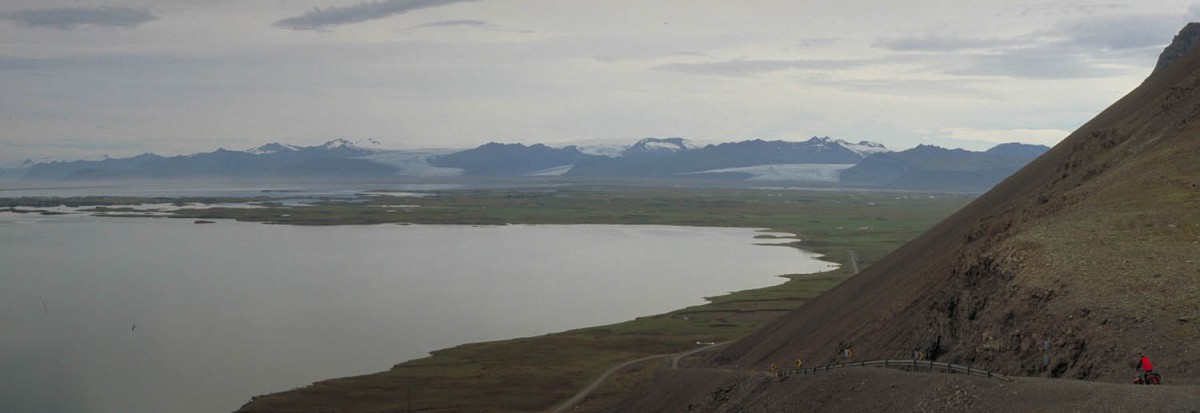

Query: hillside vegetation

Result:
[618,22,1200,412]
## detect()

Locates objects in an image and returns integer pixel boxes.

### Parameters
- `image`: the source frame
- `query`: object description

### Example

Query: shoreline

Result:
[2,209,831,413]
[2,188,969,412]
[235,225,855,412]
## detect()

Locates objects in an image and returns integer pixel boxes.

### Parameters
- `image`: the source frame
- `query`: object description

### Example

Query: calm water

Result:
[0,213,834,413]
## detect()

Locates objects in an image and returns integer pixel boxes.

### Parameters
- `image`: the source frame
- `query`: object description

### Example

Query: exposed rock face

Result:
[711,23,1200,383]
[607,23,1200,412]
[1154,22,1200,74]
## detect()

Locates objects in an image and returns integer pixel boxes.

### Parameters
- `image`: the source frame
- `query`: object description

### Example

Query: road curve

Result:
[550,342,727,413]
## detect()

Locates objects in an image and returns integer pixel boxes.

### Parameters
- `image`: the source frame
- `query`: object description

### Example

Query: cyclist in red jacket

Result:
[1137,354,1159,384]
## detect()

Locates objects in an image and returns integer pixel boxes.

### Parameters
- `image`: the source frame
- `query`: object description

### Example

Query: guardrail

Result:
[776,359,1011,382]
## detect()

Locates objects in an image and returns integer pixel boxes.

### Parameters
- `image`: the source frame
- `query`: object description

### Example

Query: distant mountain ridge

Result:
[839,143,1048,191]
[428,142,593,176]
[565,137,891,178]
[0,166,27,181]
[17,136,1048,193]
[23,139,393,180]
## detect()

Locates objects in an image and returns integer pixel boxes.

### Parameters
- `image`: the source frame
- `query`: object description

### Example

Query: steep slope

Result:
[1154,22,1200,74]
[704,24,1200,387]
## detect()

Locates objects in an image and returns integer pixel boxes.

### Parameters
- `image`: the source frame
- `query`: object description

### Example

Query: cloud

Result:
[791,38,841,49]
[873,10,1185,80]
[1017,2,1130,18]
[945,47,1129,79]
[0,54,200,73]
[933,127,1071,146]
[3,6,157,30]
[654,58,866,77]
[274,0,478,31]
[1046,13,1182,52]
[873,35,1019,52]
[879,12,1181,55]
[406,19,487,30]
[804,77,992,98]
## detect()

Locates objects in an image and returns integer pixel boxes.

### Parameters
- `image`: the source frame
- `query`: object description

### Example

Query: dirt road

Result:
[551,342,727,413]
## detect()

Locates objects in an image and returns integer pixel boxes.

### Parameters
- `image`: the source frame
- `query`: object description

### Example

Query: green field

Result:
[3,187,972,412]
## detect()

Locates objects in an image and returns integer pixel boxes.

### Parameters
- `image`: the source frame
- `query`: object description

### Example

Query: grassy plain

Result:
[2,187,971,412]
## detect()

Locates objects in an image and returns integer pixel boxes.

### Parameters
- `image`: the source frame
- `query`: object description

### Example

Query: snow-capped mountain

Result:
[246,143,302,155]
[567,137,880,178]
[622,137,698,158]
[573,143,628,158]
[569,137,699,158]
[246,138,382,155]
[834,139,889,156]
[317,138,383,151]
[799,136,889,156]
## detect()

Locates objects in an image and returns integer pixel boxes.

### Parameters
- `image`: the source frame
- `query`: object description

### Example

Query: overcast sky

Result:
[2,1,1199,166]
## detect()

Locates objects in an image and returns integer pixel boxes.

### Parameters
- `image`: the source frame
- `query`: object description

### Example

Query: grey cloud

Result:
[805,77,993,99]
[592,55,624,63]
[407,19,486,30]
[1047,14,1181,51]
[1018,2,1130,18]
[3,6,157,30]
[872,35,1130,79]
[654,59,865,77]
[0,54,196,73]
[878,13,1179,55]
[873,35,1020,52]
[274,0,478,31]
[945,48,1127,80]
[791,38,841,49]
[594,51,706,63]
[873,11,1183,80]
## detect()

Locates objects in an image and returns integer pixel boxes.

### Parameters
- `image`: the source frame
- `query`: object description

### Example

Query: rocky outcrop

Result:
[706,21,1200,385]
[1153,22,1200,74]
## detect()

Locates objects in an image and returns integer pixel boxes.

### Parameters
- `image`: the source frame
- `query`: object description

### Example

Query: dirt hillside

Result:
[610,23,1200,411]
[701,23,1200,385]
[614,367,1200,412]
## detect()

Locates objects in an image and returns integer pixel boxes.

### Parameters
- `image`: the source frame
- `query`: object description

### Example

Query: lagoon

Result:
[0,212,833,413]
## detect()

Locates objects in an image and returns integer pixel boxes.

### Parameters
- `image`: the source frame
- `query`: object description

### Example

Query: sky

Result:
[2,0,1200,166]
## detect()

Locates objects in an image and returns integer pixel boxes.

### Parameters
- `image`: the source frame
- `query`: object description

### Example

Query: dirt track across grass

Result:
[552,343,730,413]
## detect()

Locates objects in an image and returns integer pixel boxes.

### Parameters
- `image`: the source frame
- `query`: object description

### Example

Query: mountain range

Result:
[562,137,881,178]
[839,143,1052,192]
[21,139,392,181]
[14,136,1047,193]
